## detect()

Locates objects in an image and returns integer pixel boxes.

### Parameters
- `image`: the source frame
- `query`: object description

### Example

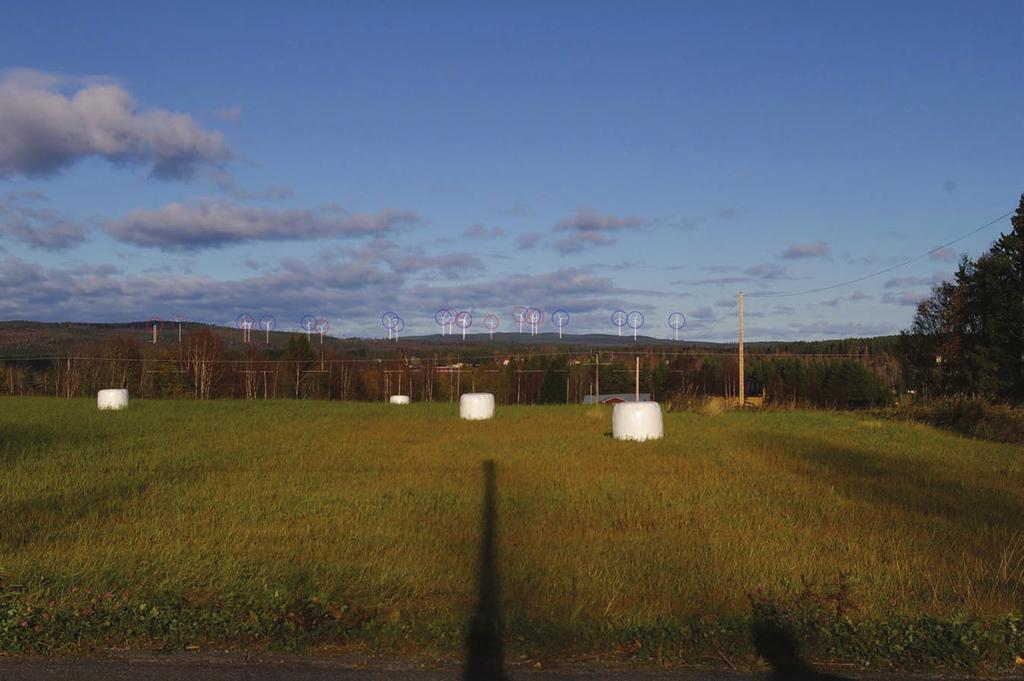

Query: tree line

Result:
[0,328,898,407]
[900,195,1024,401]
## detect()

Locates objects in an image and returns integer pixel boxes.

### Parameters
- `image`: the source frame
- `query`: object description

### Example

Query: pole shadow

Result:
[462,460,508,681]
[751,617,850,681]
[455,460,848,680]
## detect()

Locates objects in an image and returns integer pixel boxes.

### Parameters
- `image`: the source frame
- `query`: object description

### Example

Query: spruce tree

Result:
[905,195,1024,399]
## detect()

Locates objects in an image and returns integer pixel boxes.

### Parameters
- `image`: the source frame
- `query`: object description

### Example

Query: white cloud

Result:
[552,207,650,253]
[515,232,543,250]
[0,253,630,334]
[882,291,927,307]
[780,241,829,259]
[0,191,85,250]
[554,231,616,254]
[105,200,420,250]
[0,68,229,179]
[332,240,484,278]
[672,262,795,286]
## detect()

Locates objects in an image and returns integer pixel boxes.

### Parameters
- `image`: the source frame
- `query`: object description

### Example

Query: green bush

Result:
[893,398,1024,444]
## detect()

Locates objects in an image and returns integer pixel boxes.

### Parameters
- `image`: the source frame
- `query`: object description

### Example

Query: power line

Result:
[750,208,1015,298]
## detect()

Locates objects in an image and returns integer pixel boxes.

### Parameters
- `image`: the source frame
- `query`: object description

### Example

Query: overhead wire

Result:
[749,208,1014,298]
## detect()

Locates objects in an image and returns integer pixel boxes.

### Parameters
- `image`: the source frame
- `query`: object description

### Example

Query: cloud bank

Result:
[105,201,421,250]
[0,191,85,250]
[0,68,229,179]
[0,253,636,335]
[552,207,650,253]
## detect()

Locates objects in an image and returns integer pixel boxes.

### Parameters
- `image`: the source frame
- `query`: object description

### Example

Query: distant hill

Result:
[397,331,727,348]
[0,320,900,359]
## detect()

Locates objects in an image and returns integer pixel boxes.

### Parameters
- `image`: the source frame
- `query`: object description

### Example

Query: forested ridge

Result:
[5,192,1023,410]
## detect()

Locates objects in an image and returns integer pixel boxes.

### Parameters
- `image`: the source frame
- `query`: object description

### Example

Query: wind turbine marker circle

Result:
[626,311,645,329]
[435,308,454,326]
[483,314,499,331]
[611,310,627,327]
[524,307,542,325]
[236,314,256,330]
[315,318,330,334]
[551,309,570,328]
[393,316,405,333]
[382,311,400,330]
[260,315,277,331]
[513,306,527,323]
[668,312,686,330]
[300,314,317,331]
[455,310,473,329]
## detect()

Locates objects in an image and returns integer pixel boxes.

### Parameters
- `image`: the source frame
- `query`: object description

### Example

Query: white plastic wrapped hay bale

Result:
[389,395,411,404]
[97,389,129,410]
[612,402,663,441]
[459,393,495,420]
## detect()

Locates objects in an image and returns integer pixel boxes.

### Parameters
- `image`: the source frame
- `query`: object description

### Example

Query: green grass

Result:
[1,397,1023,668]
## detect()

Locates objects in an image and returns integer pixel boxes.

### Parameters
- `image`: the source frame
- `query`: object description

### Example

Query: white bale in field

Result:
[390,395,411,404]
[612,402,663,441]
[459,392,495,420]
[97,389,129,410]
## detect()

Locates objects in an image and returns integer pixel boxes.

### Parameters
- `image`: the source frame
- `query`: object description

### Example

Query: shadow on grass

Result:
[748,431,1024,535]
[0,478,153,550]
[740,428,1024,679]
[457,458,849,680]
[752,616,850,680]
[463,460,507,681]
[0,422,112,465]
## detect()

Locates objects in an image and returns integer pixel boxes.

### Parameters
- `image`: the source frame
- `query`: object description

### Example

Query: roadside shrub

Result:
[663,394,728,416]
[893,398,1024,444]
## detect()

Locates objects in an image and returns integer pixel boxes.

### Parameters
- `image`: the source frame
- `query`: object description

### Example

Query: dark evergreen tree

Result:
[282,334,316,398]
[903,195,1024,400]
[538,358,567,404]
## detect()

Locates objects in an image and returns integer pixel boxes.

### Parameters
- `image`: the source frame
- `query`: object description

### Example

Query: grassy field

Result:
[1,397,1023,668]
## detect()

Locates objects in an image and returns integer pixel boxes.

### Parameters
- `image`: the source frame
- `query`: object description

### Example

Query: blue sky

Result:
[0,1,1021,340]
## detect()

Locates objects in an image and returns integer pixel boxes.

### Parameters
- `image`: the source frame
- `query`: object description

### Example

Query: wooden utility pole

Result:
[635,356,640,402]
[738,291,745,409]
[595,352,601,400]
